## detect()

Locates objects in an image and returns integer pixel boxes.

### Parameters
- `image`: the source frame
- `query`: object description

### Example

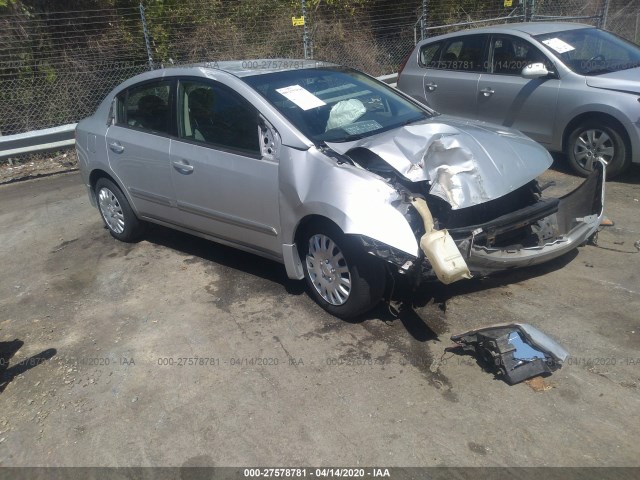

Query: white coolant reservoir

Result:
[410,197,472,284]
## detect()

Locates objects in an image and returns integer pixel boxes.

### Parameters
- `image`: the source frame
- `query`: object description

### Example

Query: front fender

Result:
[279,147,419,257]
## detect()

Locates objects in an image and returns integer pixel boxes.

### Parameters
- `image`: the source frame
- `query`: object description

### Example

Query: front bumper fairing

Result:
[361,160,606,280]
[452,160,605,276]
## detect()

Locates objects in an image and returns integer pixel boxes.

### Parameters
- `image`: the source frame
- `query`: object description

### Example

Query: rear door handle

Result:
[172,160,194,173]
[108,142,124,154]
[425,82,438,92]
[480,88,495,97]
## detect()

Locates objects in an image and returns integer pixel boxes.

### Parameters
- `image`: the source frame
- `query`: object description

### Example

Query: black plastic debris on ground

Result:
[448,323,568,385]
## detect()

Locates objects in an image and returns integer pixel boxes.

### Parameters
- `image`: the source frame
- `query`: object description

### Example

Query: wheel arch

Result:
[293,214,343,247]
[89,168,140,216]
[562,111,631,154]
[89,168,119,192]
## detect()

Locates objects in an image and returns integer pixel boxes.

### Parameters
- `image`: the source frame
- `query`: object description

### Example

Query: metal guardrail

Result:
[377,73,398,87]
[0,123,77,159]
[0,73,399,160]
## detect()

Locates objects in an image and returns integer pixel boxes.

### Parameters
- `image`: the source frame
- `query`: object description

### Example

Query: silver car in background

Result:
[76,61,605,319]
[398,23,640,178]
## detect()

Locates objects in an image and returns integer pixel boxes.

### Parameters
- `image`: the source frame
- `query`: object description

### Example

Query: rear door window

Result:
[436,34,489,72]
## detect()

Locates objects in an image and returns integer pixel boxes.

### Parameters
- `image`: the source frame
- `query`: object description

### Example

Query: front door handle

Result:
[108,142,124,154]
[172,160,194,173]
[425,82,438,92]
[480,88,495,97]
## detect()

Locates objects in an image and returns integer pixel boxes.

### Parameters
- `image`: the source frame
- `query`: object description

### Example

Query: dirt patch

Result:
[0,149,78,185]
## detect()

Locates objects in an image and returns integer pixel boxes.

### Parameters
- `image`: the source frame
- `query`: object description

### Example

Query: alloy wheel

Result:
[573,128,614,171]
[305,234,352,306]
[98,187,125,234]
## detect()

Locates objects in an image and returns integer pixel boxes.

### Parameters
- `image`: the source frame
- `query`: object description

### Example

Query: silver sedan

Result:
[76,60,605,318]
[398,22,640,178]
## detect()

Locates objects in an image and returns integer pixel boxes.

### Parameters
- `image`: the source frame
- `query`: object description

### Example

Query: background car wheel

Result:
[567,121,630,179]
[95,178,145,242]
[301,222,385,320]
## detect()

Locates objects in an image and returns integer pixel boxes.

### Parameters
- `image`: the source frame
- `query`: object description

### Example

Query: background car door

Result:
[476,35,560,146]
[169,78,281,256]
[419,34,489,117]
[105,79,178,221]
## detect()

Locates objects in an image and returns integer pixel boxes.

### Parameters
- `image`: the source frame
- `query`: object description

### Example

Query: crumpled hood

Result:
[326,116,552,210]
[585,67,640,94]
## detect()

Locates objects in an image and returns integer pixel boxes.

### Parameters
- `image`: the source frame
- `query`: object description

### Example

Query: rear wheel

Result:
[301,222,385,319]
[566,120,630,179]
[95,178,145,242]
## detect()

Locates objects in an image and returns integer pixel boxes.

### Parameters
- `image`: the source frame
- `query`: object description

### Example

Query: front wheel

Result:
[95,178,145,242]
[301,223,385,319]
[566,121,630,179]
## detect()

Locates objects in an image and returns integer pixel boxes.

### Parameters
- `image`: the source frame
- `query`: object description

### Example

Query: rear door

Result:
[420,34,489,117]
[476,34,560,146]
[105,79,178,221]
[169,78,281,256]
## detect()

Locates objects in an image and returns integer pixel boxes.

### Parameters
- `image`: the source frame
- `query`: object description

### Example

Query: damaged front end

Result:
[328,120,606,283]
[448,161,605,276]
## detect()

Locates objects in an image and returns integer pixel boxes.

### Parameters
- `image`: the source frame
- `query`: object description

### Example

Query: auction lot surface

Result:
[0,164,639,467]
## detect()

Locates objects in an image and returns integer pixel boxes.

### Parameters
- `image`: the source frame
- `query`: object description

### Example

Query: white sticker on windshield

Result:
[542,38,575,54]
[276,85,326,110]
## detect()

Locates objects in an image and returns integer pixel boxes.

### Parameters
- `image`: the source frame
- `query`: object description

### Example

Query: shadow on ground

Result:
[0,340,57,393]
[140,221,581,344]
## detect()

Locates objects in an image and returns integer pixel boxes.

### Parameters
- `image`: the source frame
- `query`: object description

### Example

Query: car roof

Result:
[199,59,339,77]
[105,59,341,98]
[423,22,593,41]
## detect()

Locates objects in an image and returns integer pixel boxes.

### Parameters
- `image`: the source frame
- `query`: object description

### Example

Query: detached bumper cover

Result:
[454,160,605,276]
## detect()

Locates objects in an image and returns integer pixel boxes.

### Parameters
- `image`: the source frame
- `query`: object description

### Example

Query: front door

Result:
[169,78,281,257]
[476,34,560,146]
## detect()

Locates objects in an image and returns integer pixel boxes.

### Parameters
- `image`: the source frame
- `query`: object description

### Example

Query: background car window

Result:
[419,42,442,67]
[436,34,488,72]
[116,81,171,134]
[535,28,640,75]
[178,80,259,154]
[491,36,548,75]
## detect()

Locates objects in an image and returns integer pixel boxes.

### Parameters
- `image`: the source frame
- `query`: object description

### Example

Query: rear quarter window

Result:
[419,42,442,68]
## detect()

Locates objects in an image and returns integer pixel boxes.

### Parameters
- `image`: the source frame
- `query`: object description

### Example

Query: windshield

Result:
[534,27,640,75]
[243,67,431,143]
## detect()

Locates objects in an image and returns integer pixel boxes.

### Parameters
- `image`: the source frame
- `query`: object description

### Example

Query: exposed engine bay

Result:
[340,144,605,284]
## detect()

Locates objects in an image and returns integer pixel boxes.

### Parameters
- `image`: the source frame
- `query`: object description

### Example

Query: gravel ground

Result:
[0,162,639,467]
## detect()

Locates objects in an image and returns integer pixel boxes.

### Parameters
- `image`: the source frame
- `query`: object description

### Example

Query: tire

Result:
[566,120,630,179]
[300,222,385,319]
[95,178,145,242]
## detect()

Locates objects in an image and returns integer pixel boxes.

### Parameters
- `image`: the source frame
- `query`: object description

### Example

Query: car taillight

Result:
[397,51,412,77]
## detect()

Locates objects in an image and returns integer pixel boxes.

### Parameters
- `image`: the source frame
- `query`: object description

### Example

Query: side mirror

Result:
[258,114,280,161]
[521,62,550,79]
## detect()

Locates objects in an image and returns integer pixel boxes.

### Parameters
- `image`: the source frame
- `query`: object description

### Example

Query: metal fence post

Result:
[139,2,154,70]
[301,0,312,59]
[530,0,536,20]
[600,0,611,29]
[421,0,428,40]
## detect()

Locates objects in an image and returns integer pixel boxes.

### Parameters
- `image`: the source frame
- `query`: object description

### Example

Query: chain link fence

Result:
[0,0,637,140]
